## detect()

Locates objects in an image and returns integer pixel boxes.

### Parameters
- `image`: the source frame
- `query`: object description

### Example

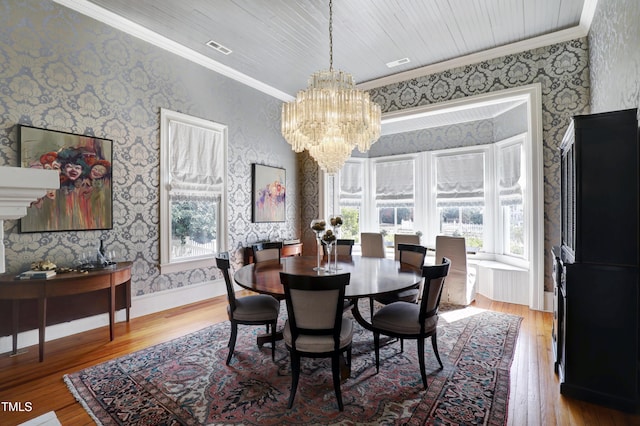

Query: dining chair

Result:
[393,233,421,260]
[334,239,355,256]
[435,235,476,305]
[216,252,280,365]
[252,241,282,263]
[279,271,353,411]
[360,232,386,258]
[371,257,450,389]
[322,238,354,256]
[369,243,427,333]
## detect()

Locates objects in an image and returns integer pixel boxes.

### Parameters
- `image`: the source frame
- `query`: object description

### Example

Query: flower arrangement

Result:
[322,229,336,244]
[311,220,326,232]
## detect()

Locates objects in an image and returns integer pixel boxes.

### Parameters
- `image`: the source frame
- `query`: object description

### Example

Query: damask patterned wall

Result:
[0,1,298,296]
[370,38,591,293]
[298,38,591,292]
[588,0,640,114]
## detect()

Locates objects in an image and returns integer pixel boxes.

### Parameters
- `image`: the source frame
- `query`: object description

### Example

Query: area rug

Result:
[64,305,521,425]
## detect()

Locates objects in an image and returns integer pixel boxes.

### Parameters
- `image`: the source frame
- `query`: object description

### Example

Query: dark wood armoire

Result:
[553,108,639,412]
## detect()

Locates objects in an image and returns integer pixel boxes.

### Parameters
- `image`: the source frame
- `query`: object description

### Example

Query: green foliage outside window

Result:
[171,199,217,245]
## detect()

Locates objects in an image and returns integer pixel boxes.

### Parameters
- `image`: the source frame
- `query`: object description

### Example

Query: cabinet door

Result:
[574,110,638,265]
[563,263,639,407]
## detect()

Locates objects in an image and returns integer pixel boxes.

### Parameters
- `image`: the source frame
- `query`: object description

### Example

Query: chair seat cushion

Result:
[283,317,354,353]
[371,302,438,335]
[375,288,419,305]
[230,294,280,321]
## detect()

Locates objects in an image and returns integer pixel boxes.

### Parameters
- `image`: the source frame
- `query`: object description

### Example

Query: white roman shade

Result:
[498,143,522,196]
[340,162,363,199]
[169,120,224,196]
[375,159,414,203]
[436,152,484,201]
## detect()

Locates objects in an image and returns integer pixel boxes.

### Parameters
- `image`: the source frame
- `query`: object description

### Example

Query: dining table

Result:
[234,255,424,334]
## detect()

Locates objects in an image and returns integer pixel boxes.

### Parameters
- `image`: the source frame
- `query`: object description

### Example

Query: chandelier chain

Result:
[328,0,333,71]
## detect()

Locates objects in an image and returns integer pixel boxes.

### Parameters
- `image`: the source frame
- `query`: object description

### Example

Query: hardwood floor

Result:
[0,293,638,425]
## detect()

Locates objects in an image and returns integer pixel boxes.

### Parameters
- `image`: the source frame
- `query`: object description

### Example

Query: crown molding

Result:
[357,25,589,91]
[52,0,295,102]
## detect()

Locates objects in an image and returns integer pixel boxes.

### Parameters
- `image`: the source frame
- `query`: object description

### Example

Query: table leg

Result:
[109,281,115,341]
[38,297,46,362]
[125,279,131,322]
[11,300,18,355]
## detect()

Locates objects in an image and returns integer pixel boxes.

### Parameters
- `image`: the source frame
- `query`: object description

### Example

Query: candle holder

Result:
[330,216,343,271]
[310,219,326,271]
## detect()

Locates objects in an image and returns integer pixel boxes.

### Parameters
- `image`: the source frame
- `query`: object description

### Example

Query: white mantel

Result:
[0,167,60,273]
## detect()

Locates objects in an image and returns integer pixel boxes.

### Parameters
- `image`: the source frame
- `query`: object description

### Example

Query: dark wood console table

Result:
[0,261,132,362]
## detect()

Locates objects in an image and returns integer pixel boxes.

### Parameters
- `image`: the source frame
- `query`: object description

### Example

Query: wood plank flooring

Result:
[0,293,638,425]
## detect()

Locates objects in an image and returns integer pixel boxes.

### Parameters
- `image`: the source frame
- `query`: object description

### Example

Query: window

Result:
[434,151,485,251]
[160,109,227,274]
[338,161,364,243]
[497,141,525,257]
[375,158,415,246]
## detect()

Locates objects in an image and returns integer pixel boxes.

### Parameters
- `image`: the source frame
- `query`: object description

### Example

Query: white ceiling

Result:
[53,0,596,130]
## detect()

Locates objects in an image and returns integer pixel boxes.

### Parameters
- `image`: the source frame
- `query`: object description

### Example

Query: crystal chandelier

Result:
[281,0,381,174]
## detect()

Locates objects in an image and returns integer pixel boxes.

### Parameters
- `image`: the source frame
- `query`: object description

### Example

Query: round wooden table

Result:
[234,255,423,298]
[234,255,423,332]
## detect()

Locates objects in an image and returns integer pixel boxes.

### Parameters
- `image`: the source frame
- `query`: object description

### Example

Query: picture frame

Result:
[19,125,114,233]
[252,164,286,223]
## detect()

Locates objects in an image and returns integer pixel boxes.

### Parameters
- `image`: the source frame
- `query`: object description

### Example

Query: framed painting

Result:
[19,125,114,232]
[252,164,286,223]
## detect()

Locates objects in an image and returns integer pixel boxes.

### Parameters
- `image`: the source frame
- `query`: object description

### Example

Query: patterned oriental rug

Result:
[64,305,521,425]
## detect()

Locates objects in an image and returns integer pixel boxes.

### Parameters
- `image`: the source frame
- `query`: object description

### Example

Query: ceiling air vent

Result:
[386,57,410,68]
[206,40,232,55]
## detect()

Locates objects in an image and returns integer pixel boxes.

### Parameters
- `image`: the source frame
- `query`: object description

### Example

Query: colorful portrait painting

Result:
[252,164,286,223]
[19,125,113,232]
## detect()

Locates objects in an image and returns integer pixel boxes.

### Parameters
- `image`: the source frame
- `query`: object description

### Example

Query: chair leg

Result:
[400,338,404,352]
[270,320,277,361]
[369,297,375,320]
[226,322,238,365]
[332,353,344,411]
[374,332,380,373]
[431,333,443,369]
[288,352,300,409]
[418,337,427,389]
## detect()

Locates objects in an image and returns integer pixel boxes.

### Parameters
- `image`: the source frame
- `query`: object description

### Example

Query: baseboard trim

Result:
[0,279,227,354]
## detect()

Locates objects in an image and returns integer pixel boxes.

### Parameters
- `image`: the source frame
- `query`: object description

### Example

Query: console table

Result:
[0,261,132,361]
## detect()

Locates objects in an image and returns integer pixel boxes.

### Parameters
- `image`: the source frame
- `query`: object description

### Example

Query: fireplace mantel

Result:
[0,167,60,272]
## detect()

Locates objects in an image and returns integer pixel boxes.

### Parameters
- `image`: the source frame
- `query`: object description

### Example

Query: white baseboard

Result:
[0,278,227,355]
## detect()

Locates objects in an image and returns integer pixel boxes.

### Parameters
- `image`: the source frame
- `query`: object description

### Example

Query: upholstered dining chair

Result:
[279,272,353,411]
[360,232,386,258]
[216,252,280,365]
[393,233,421,260]
[252,241,282,263]
[369,243,428,330]
[322,238,354,256]
[371,257,450,389]
[435,235,476,305]
[335,239,355,256]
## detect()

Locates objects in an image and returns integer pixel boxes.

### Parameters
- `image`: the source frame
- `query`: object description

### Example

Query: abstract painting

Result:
[252,164,285,223]
[19,125,113,232]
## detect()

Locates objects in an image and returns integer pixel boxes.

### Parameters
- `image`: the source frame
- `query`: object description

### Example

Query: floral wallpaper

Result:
[588,0,640,115]
[0,0,299,296]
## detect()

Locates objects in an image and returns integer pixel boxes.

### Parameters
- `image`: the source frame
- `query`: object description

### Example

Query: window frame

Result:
[159,108,228,274]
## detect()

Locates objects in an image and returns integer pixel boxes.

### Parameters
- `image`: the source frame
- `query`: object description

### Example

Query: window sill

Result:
[159,257,216,274]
